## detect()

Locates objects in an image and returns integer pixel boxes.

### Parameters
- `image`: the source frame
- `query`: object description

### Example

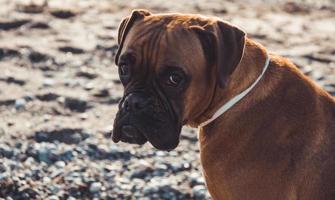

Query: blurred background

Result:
[0,0,334,199]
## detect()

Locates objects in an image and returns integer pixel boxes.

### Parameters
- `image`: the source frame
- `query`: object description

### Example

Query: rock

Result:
[283,2,310,14]
[35,128,89,144]
[0,127,5,137]
[60,149,74,161]
[300,65,313,75]
[64,97,90,112]
[0,172,9,181]
[36,146,53,164]
[48,185,60,194]
[43,79,55,87]
[189,173,205,187]
[58,46,85,54]
[20,188,38,199]
[130,161,154,179]
[15,98,27,110]
[93,88,109,98]
[84,82,94,91]
[28,51,50,63]
[0,19,30,30]
[143,185,158,195]
[112,79,122,85]
[0,48,20,60]
[0,76,25,86]
[36,92,59,101]
[171,162,191,173]
[16,1,47,13]
[50,9,77,19]
[48,195,60,200]
[55,161,66,168]
[155,151,166,157]
[89,182,102,193]
[28,22,50,29]
[76,68,98,79]
[311,70,324,81]
[192,185,208,200]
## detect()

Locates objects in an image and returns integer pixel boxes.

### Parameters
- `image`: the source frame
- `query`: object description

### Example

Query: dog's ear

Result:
[191,19,246,88]
[115,9,151,65]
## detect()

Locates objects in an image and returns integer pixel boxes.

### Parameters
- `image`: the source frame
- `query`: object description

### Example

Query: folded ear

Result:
[115,9,151,65]
[191,19,246,88]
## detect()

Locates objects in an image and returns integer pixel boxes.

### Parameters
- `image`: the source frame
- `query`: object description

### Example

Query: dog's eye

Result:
[119,64,129,76]
[167,73,183,86]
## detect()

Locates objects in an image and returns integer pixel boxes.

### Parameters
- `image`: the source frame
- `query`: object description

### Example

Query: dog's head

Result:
[112,9,246,151]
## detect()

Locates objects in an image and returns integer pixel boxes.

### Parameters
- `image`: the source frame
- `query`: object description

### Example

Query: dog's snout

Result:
[122,93,149,112]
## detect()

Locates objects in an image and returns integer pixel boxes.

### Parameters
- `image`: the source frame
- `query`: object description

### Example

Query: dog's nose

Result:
[122,93,149,112]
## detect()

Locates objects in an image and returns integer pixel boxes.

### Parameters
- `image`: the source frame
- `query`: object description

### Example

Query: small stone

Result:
[192,185,208,200]
[76,68,97,79]
[43,79,55,87]
[0,127,5,137]
[0,19,30,30]
[189,173,205,187]
[48,185,60,194]
[156,151,166,157]
[311,70,324,81]
[0,144,14,158]
[89,182,102,193]
[37,146,52,164]
[58,46,84,54]
[55,161,66,168]
[93,88,109,98]
[301,65,313,75]
[48,195,59,200]
[28,51,49,63]
[15,98,26,110]
[50,9,76,19]
[64,97,89,112]
[43,177,51,183]
[0,172,9,181]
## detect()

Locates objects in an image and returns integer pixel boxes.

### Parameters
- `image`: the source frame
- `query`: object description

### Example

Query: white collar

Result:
[198,53,270,128]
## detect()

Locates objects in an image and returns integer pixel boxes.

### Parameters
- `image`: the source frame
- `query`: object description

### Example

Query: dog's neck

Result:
[192,38,270,127]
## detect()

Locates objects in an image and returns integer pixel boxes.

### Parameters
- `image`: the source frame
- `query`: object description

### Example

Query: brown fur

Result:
[197,39,335,200]
[116,10,335,200]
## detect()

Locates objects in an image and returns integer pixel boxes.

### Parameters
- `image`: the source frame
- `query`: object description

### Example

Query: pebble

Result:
[0,172,9,181]
[192,185,208,200]
[0,144,14,158]
[64,97,89,112]
[43,79,55,87]
[189,172,205,187]
[15,98,26,110]
[36,146,53,164]
[89,182,102,193]
[48,195,60,200]
[311,70,324,81]
[48,185,60,194]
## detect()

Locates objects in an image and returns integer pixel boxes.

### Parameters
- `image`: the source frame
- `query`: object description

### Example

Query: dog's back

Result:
[200,39,335,200]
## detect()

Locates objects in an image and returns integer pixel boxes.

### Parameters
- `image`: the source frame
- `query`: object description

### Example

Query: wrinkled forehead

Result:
[120,16,206,71]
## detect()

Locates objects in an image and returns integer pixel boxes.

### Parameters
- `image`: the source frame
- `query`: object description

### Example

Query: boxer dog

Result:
[112,9,335,200]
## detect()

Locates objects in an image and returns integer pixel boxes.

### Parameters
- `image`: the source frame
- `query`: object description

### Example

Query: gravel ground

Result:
[0,0,334,199]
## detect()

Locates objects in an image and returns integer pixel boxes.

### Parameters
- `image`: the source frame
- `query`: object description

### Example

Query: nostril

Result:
[133,98,148,110]
[122,93,149,112]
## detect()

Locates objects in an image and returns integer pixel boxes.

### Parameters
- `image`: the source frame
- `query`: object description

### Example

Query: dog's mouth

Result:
[112,123,147,145]
[112,100,182,151]
[112,84,183,151]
